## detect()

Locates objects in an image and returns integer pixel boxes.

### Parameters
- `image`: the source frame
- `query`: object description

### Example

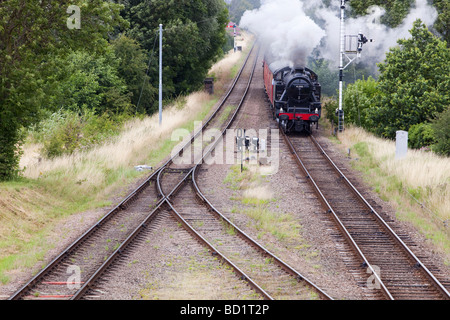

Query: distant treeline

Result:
[323,21,449,156]
[0,0,229,180]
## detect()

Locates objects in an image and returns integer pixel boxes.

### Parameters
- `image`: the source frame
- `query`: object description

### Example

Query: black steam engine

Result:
[264,58,322,133]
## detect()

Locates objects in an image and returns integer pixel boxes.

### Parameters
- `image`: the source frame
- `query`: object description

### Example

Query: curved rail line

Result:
[70,45,332,300]
[167,49,332,300]
[282,131,450,300]
[9,42,257,301]
[71,44,272,300]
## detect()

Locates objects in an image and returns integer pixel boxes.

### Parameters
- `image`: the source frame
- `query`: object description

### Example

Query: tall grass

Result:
[337,126,450,263]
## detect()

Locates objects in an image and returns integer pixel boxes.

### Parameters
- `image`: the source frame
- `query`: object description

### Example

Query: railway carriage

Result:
[263,57,322,133]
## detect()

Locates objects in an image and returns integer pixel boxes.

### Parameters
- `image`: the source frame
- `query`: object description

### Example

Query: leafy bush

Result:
[323,98,339,126]
[343,76,379,128]
[408,122,435,149]
[29,109,128,159]
[367,20,450,139]
[431,107,450,156]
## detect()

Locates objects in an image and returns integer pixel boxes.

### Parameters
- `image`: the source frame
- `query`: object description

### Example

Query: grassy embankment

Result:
[0,34,254,285]
[321,117,449,265]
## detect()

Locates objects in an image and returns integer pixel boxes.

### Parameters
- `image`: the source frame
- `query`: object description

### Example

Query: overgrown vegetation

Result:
[0,0,229,180]
[338,20,450,156]
[336,127,450,265]
[26,109,130,159]
[0,33,253,284]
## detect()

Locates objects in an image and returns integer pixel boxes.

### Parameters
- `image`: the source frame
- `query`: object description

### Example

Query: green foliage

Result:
[348,0,448,45]
[123,0,229,106]
[323,99,338,126]
[430,107,450,156]
[44,48,132,114]
[349,0,414,28]
[111,35,158,115]
[367,20,450,139]
[0,0,127,180]
[228,0,261,24]
[29,109,129,159]
[430,0,450,46]
[343,76,380,128]
[307,57,338,97]
[223,32,235,54]
[408,122,436,149]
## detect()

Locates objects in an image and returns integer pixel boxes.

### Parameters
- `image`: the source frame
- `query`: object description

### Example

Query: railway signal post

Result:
[338,0,346,133]
[338,0,372,133]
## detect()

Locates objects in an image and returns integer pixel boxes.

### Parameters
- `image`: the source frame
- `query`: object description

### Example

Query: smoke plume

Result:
[240,0,438,70]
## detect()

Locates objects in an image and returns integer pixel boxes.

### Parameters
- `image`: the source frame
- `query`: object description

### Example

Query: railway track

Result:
[282,131,450,300]
[9,43,330,300]
[8,43,256,300]
[72,45,331,300]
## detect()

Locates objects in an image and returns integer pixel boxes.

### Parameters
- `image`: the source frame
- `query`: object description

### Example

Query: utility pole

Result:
[233,24,237,52]
[337,0,371,133]
[338,0,346,133]
[159,24,163,126]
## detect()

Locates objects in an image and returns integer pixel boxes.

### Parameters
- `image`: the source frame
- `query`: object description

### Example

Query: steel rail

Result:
[191,166,333,300]
[71,200,166,299]
[8,168,163,300]
[164,200,274,300]
[168,43,256,166]
[70,43,262,300]
[9,42,257,301]
[72,45,329,301]
[281,132,393,300]
[309,134,450,300]
[154,45,275,300]
[73,45,274,300]
[166,47,333,300]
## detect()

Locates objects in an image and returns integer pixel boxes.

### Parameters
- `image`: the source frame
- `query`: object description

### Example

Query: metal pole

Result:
[159,24,163,126]
[233,24,236,52]
[338,0,345,132]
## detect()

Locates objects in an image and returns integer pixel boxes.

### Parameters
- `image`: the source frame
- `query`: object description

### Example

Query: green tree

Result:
[0,0,127,180]
[431,0,449,46]
[228,0,261,24]
[123,0,228,108]
[349,0,414,28]
[367,20,450,139]
[307,57,338,97]
[343,76,379,128]
[46,48,132,114]
[111,35,158,114]
[431,107,450,156]
[408,122,436,149]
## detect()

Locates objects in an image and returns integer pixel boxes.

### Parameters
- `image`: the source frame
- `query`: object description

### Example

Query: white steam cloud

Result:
[240,0,325,68]
[240,0,438,70]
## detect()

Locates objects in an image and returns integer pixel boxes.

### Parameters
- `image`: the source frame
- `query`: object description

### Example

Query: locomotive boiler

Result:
[263,57,322,133]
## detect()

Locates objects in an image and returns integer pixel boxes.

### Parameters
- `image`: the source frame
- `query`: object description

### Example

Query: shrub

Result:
[408,122,435,149]
[323,98,339,126]
[29,109,128,159]
[431,107,450,156]
[343,76,379,129]
[368,20,449,139]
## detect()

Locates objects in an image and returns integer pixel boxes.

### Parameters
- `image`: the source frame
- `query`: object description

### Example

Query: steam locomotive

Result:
[263,57,322,133]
